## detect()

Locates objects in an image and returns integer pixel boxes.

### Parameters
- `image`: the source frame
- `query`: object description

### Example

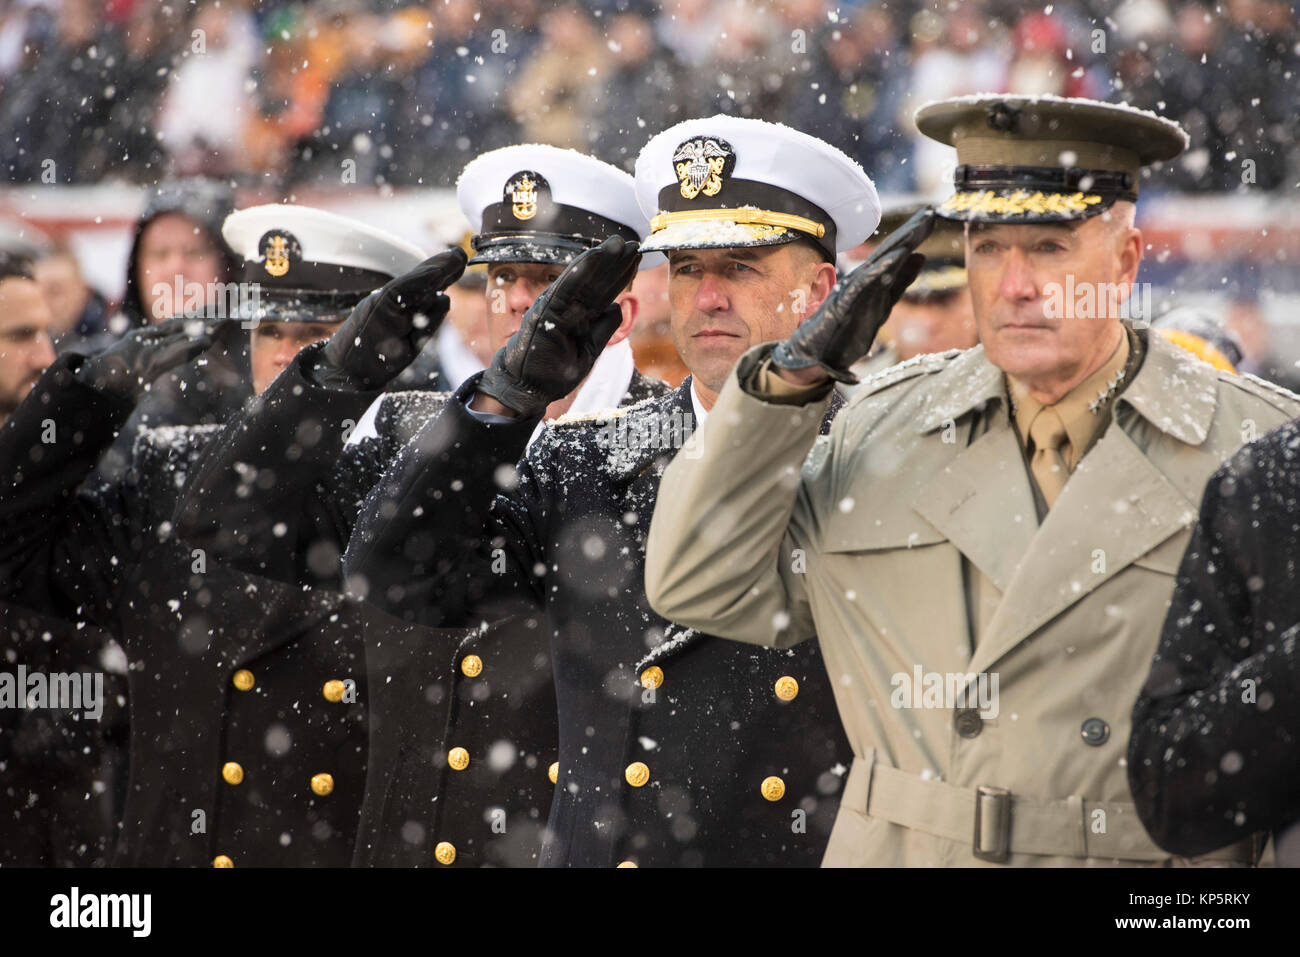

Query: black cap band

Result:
[954,164,1138,202]
[240,259,392,296]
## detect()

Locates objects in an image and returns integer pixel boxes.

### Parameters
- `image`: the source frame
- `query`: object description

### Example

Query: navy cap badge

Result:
[258,230,301,278]
[506,171,545,220]
[672,137,735,200]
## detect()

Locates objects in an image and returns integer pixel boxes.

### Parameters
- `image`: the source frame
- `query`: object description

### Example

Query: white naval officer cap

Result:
[457,144,661,270]
[222,204,426,321]
[634,115,881,262]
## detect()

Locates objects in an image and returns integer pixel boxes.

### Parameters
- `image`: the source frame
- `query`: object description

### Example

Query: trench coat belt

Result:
[844,749,1256,864]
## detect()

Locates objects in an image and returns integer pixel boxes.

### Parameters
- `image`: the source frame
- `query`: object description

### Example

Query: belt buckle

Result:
[973,785,1012,863]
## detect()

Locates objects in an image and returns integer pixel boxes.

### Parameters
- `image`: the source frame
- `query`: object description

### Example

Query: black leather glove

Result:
[311,248,467,391]
[477,236,640,418]
[771,208,935,384]
[73,315,216,403]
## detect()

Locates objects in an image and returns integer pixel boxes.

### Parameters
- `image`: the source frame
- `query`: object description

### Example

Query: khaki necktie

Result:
[1027,406,1070,507]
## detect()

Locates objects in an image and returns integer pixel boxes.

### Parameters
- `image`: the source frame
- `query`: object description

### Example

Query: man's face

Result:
[484,261,565,352]
[0,278,58,419]
[136,213,225,323]
[667,243,830,394]
[249,321,343,394]
[33,254,89,335]
[966,209,1140,389]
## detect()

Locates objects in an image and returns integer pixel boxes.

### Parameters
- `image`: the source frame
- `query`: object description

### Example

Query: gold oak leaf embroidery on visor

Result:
[940,190,1104,216]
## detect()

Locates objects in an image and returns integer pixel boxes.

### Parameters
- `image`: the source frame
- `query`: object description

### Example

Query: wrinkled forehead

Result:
[965,219,1087,241]
[666,245,780,266]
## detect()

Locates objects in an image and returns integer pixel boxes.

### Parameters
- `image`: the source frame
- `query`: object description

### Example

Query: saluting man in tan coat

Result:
[645,95,1300,867]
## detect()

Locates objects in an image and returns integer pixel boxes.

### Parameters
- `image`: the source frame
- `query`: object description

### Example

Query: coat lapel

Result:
[913,424,1038,595]
[911,349,1036,594]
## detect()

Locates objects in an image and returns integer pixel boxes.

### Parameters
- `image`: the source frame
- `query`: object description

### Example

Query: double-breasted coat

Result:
[646,329,1300,866]
[175,347,664,866]
[0,354,454,866]
[345,375,853,867]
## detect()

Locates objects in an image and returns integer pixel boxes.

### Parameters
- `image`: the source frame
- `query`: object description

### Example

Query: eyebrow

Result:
[968,220,1082,236]
[670,249,764,265]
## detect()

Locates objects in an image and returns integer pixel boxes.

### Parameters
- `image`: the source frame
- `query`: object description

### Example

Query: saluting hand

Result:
[475,236,641,419]
[313,248,468,391]
[74,315,217,403]
[771,207,935,385]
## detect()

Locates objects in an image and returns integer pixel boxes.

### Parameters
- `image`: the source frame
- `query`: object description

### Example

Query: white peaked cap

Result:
[634,115,881,259]
[223,204,426,282]
[457,144,661,270]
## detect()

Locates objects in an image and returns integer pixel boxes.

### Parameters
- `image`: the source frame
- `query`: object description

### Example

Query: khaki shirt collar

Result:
[917,327,1219,446]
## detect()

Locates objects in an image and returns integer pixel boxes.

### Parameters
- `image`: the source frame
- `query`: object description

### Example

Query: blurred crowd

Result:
[0,0,1295,194]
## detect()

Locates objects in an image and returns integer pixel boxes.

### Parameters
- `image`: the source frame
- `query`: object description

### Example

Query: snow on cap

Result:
[635,114,880,260]
[914,94,1189,223]
[457,144,659,270]
[222,204,425,320]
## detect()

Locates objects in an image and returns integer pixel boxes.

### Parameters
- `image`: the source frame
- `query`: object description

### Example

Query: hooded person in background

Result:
[96,178,249,481]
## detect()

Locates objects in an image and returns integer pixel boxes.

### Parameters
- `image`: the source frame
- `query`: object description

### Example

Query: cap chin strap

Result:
[649,207,826,239]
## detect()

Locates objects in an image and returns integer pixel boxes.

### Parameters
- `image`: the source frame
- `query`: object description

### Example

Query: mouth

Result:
[692,328,743,340]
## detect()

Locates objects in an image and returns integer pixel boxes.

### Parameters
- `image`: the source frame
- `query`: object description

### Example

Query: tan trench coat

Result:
[646,330,1300,866]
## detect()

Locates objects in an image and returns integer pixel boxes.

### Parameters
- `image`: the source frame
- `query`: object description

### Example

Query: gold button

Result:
[548,761,559,784]
[448,747,470,771]
[222,762,244,786]
[617,861,638,868]
[460,654,483,677]
[232,669,255,692]
[625,761,650,787]
[212,855,233,868]
[311,773,334,796]
[322,679,346,702]
[639,666,664,690]
[434,841,456,865]
[760,776,786,802]
[774,675,799,701]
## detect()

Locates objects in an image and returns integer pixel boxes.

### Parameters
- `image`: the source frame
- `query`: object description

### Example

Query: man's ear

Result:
[608,287,639,347]
[1118,225,1142,290]
[802,260,838,318]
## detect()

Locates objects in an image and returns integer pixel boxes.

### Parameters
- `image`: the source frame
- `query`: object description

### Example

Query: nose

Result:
[29,332,56,370]
[272,340,301,369]
[509,277,547,317]
[693,272,729,313]
[998,247,1038,302]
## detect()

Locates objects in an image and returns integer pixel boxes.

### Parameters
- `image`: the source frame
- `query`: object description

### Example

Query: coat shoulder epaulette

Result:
[1216,370,1300,417]
[132,422,222,472]
[374,389,451,450]
[129,423,223,517]
[551,391,664,429]
[852,349,962,402]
